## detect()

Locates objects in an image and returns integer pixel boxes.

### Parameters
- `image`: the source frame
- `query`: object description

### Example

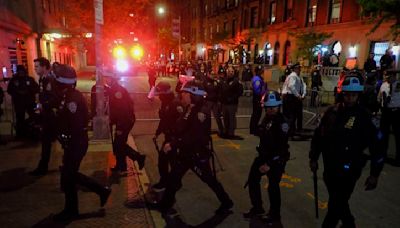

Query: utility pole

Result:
[92,0,109,139]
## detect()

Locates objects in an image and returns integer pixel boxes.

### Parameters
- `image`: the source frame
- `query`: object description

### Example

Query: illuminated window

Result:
[307,0,317,26]
[270,1,276,24]
[330,0,341,24]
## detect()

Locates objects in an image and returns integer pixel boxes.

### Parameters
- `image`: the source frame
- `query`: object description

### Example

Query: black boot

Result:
[28,167,48,176]
[100,187,112,207]
[243,207,265,219]
[52,209,79,221]
[215,200,233,215]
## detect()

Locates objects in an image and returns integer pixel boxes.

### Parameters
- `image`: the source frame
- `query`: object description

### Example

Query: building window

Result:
[270,1,276,24]
[205,4,208,16]
[243,9,248,29]
[216,24,220,33]
[283,41,291,65]
[307,0,317,26]
[224,21,228,32]
[329,0,341,24]
[284,0,293,21]
[273,42,280,65]
[210,25,213,40]
[235,0,239,7]
[232,19,236,38]
[250,7,258,28]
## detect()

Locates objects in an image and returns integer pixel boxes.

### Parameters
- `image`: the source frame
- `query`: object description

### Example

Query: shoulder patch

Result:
[26,81,30,85]
[67,102,78,113]
[114,91,122,99]
[281,123,289,133]
[255,80,261,86]
[46,83,52,91]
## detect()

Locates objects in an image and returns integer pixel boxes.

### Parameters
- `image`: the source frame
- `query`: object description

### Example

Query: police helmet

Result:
[155,81,172,94]
[341,76,364,92]
[52,63,77,85]
[181,81,207,97]
[264,91,282,107]
[291,63,301,70]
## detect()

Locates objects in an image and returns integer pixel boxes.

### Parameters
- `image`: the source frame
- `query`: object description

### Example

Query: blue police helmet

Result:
[181,81,207,97]
[341,76,364,92]
[264,91,282,107]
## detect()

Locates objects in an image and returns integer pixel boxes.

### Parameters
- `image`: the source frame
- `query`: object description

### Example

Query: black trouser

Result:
[204,100,224,134]
[310,87,319,107]
[37,114,56,170]
[283,94,302,135]
[159,153,231,212]
[222,104,238,136]
[114,119,141,171]
[381,107,400,161]
[247,157,285,217]
[322,171,360,228]
[61,140,106,213]
[157,137,176,185]
[13,102,34,137]
[250,98,263,134]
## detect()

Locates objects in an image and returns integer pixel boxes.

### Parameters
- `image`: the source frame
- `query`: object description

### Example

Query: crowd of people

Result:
[0,50,399,227]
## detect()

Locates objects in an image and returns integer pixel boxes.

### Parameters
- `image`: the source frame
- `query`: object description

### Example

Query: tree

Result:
[289,29,333,65]
[157,27,178,55]
[358,0,400,40]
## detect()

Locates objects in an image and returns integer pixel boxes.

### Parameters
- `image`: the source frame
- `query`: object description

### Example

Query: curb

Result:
[127,133,165,228]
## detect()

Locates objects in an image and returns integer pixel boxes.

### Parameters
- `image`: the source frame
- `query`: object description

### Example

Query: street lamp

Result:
[158,6,165,15]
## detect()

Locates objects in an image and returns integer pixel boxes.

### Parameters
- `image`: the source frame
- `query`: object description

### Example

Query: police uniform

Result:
[30,72,58,175]
[220,73,243,138]
[157,83,233,215]
[310,76,384,227]
[52,64,111,221]
[281,64,306,135]
[250,69,266,135]
[109,80,145,172]
[310,67,322,107]
[7,66,39,137]
[152,82,181,189]
[379,74,400,165]
[244,91,289,221]
[202,74,224,135]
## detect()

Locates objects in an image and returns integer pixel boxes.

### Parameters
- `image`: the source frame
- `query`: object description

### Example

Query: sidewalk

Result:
[0,133,156,227]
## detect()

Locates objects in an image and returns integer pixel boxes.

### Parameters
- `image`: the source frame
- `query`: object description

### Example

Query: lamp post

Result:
[157,6,181,62]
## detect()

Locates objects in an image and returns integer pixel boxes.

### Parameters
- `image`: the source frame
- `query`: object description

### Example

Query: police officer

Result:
[51,64,111,221]
[242,64,253,97]
[250,65,267,135]
[152,81,233,216]
[29,58,57,176]
[108,76,145,173]
[310,64,322,107]
[309,75,385,228]
[220,65,243,139]
[281,63,306,136]
[150,81,180,191]
[202,70,224,136]
[7,65,39,138]
[378,71,400,166]
[243,91,290,223]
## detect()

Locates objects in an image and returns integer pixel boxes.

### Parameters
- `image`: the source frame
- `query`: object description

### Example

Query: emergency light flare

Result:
[113,46,127,59]
[131,45,144,60]
[116,59,129,72]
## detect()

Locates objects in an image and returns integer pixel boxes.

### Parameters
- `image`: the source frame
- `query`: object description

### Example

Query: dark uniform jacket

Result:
[242,68,253,82]
[39,74,57,114]
[171,104,210,160]
[7,75,39,105]
[57,88,89,147]
[257,113,290,165]
[311,69,322,89]
[310,104,384,177]
[156,95,181,140]
[220,77,243,105]
[203,76,221,103]
[108,83,135,126]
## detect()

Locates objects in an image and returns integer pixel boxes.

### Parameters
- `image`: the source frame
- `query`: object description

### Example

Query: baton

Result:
[313,170,319,219]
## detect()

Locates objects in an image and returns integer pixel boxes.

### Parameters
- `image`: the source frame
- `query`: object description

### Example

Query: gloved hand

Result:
[364,175,378,191]
[309,160,318,172]
[163,143,172,154]
[259,164,270,174]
